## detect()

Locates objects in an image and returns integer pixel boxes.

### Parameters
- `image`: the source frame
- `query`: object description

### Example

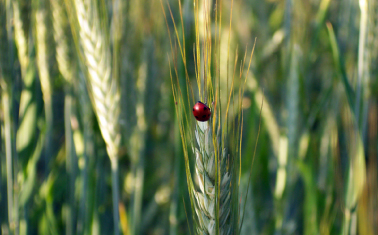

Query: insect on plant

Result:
[160,0,258,234]
[193,101,212,122]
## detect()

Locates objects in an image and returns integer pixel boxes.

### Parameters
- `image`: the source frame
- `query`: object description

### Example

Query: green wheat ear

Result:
[162,0,255,233]
[73,0,121,159]
[67,0,123,234]
[193,121,232,234]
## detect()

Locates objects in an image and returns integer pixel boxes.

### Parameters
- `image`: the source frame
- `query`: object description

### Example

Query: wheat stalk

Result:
[70,0,122,233]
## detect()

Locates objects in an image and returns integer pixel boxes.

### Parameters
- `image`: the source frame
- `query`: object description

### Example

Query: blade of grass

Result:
[297,161,319,235]
[326,22,355,110]
[355,0,368,129]
[239,90,263,233]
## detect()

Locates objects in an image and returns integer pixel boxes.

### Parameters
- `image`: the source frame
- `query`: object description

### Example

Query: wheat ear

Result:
[161,0,241,233]
[73,0,121,161]
[193,121,232,235]
[72,0,121,234]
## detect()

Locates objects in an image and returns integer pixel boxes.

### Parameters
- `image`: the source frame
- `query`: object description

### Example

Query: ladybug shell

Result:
[192,101,211,122]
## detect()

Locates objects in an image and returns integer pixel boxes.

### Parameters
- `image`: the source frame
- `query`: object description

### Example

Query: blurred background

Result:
[0,0,377,234]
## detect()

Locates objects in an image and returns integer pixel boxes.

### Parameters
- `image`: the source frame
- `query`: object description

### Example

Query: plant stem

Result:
[77,75,94,235]
[3,0,17,232]
[169,118,182,235]
[132,152,145,235]
[44,96,53,173]
[110,158,120,235]
[355,0,368,130]
[65,92,75,235]
[3,91,14,234]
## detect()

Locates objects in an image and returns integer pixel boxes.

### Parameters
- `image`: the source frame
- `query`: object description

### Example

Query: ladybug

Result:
[192,101,211,122]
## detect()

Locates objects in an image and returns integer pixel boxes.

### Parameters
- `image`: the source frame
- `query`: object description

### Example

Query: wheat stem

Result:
[111,158,120,235]
[63,93,76,235]
[3,90,14,234]
[77,73,94,235]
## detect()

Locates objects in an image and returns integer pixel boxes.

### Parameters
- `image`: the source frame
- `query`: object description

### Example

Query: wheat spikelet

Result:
[73,0,121,159]
[193,121,232,235]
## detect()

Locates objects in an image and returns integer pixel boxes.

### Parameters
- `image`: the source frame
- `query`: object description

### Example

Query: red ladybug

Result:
[192,101,211,122]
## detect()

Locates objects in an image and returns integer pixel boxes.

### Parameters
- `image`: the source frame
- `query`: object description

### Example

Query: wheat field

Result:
[0,0,377,234]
